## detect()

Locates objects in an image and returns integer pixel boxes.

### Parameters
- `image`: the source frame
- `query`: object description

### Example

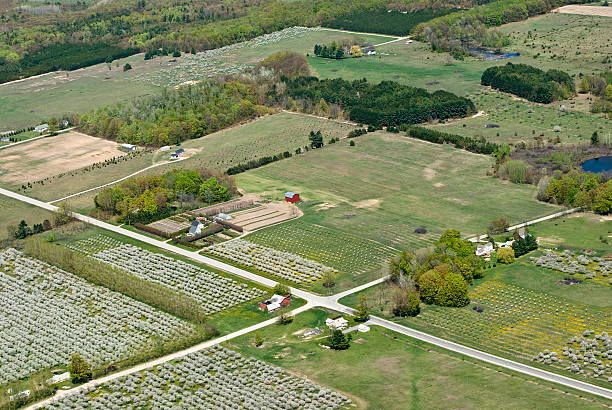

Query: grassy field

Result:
[236,130,556,269]
[0,194,55,239]
[0,29,391,131]
[528,212,612,251]
[424,90,612,146]
[234,130,557,291]
[227,309,610,409]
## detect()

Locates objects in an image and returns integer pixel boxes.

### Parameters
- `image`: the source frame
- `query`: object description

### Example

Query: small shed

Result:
[46,372,70,385]
[259,294,291,312]
[187,220,204,236]
[160,146,171,152]
[34,124,49,133]
[121,143,137,151]
[285,192,300,203]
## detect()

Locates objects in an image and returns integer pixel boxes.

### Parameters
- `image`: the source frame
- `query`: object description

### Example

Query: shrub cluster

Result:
[512,234,538,257]
[481,63,574,103]
[226,151,292,175]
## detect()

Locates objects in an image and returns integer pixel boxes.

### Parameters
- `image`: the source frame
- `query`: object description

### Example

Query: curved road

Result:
[2,187,611,404]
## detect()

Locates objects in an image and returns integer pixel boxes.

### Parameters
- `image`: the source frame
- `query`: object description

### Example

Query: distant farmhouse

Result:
[259,294,291,312]
[34,124,49,133]
[285,192,300,204]
[187,220,204,236]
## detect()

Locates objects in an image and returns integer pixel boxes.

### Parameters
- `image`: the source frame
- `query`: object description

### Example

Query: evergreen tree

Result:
[328,329,350,350]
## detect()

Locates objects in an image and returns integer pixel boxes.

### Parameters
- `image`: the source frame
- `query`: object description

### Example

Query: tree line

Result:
[405,126,500,155]
[481,63,574,104]
[538,170,611,215]
[0,43,138,84]
[283,77,476,126]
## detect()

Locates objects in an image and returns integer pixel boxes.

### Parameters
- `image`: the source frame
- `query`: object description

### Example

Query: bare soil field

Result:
[0,131,125,185]
[230,202,301,232]
[555,5,612,17]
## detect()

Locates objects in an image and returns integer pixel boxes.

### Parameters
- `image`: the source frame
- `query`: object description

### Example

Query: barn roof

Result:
[285,191,297,198]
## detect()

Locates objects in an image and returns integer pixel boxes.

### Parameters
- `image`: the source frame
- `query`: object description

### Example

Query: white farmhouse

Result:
[325,317,348,330]
[34,124,49,133]
[475,242,494,257]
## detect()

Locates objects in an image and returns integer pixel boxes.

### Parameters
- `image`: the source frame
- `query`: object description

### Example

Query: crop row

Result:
[534,331,612,381]
[205,239,338,284]
[42,344,351,409]
[246,221,399,275]
[531,249,612,285]
[414,281,612,384]
[0,248,194,386]
[139,27,320,87]
[67,235,266,315]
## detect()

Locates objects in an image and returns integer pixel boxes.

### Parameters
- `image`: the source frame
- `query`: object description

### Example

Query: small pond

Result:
[469,49,520,60]
[581,156,612,173]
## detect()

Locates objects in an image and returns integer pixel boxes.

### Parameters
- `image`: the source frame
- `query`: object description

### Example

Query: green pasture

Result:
[0,194,55,240]
[237,130,557,247]
[425,90,611,146]
[227,309,609,409]
[528,213,612,252]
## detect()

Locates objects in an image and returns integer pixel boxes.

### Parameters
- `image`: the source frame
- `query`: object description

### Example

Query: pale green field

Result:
[0,194,55,239]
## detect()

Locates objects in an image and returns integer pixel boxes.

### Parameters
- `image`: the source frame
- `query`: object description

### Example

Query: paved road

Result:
[2,187,611,403]
[468,207,582,242]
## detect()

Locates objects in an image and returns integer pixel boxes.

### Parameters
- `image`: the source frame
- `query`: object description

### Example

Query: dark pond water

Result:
[470,49,520,60]
[581,156,612,173]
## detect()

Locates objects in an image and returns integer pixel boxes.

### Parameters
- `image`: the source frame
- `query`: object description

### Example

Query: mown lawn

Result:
[227,309,609,409]
[528,213,612,252]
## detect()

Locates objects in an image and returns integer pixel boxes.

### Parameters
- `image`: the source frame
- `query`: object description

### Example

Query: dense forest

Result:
[323,7,457,36]
[77,78,274,146]
[284,77,476,126]
[481,63,574,103]
[0,43,138,83]
[414,0,588,53]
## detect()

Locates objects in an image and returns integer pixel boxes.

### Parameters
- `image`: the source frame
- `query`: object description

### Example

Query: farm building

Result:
[34,124,49,133]
[475,242,494,257]
[121,143,137,151]
[159,146,171,152]
[259,294,291,312]
[46,372,70,385]
[187,220,204,236]
[325,317,348,330]
[285,192,300,203]
[170,148,185,159]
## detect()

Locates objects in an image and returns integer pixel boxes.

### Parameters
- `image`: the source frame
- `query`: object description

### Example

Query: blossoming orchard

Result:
[42,345,351,409]
[531,249,612,285]
[206,239,338,284]
[0,248,194,386]
[66,235,266,315]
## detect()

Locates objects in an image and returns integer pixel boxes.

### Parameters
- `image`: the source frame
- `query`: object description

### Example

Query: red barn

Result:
[285,192,300,203]
[258,294,291,312]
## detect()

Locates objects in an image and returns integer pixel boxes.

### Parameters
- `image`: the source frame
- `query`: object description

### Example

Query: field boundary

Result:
[0,127,74,151]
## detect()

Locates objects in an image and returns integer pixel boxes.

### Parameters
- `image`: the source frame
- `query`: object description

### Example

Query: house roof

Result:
[262,294,288,311]
[188,220,203,234]
[285,191,297,198]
